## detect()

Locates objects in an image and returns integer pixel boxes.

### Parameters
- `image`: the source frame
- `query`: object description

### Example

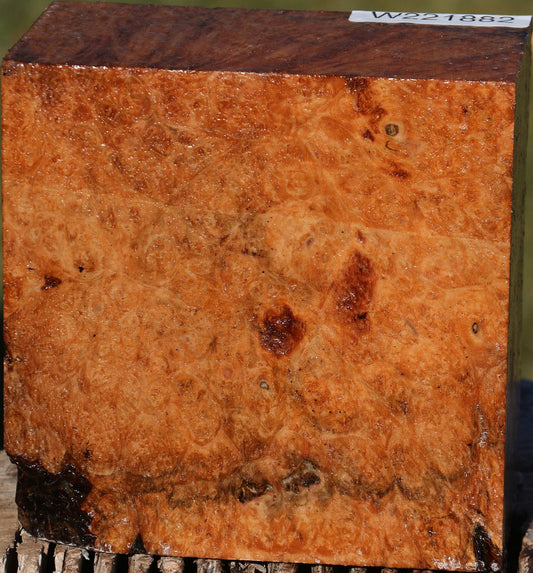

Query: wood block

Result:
[0,450,18,554]
[15,531,46,573]
[93,552,116,573]
[2,3,531,570]
[159,556,185,573]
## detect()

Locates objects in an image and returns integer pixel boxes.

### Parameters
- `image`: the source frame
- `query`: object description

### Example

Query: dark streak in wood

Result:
[473,523,502,572]
[10,455,96,548]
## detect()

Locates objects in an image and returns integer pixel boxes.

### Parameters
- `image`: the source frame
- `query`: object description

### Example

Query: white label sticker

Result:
[348,11,532,28]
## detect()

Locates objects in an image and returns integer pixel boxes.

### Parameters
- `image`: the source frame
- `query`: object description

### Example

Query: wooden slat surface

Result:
[0,449,16,536]
[519,525,533,573]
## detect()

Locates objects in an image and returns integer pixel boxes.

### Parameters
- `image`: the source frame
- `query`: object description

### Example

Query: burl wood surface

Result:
[2,3,531,571]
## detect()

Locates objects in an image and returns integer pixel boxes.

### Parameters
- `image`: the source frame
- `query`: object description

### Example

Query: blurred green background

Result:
[1,0,533,380]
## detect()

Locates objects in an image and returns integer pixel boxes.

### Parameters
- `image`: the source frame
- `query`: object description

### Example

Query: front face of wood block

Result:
[2,59,517,569]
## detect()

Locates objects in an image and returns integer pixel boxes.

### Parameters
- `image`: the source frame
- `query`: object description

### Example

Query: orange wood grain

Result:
[2,3,531,570]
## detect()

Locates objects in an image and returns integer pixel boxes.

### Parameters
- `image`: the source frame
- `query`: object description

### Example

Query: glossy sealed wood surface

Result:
[2,2,531,571]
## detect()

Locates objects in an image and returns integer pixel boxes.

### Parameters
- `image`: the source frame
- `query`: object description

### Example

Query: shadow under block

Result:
[2,2,531,570]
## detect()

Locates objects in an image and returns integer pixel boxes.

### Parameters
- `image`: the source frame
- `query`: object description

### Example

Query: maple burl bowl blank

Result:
[2,2,531,571]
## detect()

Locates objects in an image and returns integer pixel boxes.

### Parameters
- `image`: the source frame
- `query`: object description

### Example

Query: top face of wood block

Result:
[3,1,530,82]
